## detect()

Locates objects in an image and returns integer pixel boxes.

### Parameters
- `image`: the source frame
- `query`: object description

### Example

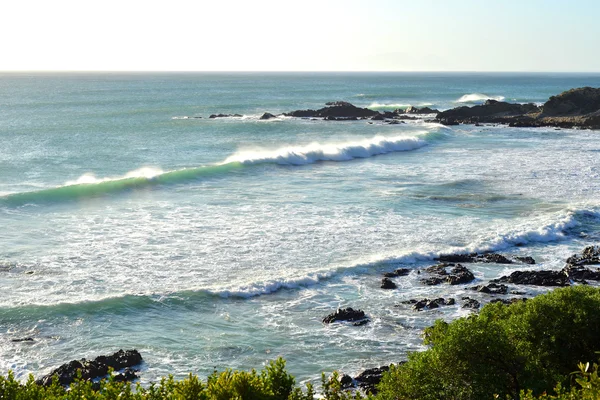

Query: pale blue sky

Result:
[2,0,598,71]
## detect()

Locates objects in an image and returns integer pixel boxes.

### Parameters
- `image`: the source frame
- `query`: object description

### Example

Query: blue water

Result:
[1,72,600,384]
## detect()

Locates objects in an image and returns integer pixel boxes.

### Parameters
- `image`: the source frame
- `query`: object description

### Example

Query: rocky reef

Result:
[436,87,600,129]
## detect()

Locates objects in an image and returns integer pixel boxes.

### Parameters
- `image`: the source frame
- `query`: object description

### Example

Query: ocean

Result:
[1,72,600,385]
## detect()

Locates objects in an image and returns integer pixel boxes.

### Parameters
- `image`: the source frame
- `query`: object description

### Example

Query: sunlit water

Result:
[1,72,600,384]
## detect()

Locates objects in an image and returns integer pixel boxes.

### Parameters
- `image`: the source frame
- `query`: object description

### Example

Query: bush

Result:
[376,286,600,400]
[0,358,315,400]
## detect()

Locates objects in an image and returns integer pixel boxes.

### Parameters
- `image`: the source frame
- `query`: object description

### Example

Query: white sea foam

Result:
[221,134,429,166]
[63,167,165,186]
[367,102,411,110]
[456,93,506,103]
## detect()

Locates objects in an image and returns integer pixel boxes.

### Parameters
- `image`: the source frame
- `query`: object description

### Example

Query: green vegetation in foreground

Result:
[2,286,600,399]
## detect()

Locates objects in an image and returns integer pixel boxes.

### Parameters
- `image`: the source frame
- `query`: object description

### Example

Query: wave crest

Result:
[456,93,506,104]
[221,135,428,166]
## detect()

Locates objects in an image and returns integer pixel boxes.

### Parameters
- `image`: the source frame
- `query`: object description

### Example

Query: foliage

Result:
[376,286,600,400]
[520,360,600,399]
[0,358,314,400]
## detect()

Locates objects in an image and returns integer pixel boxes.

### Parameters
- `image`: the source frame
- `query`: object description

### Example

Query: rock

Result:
[515,256,536,265]
[259,112,277,120]
[479,253,512,264]
[435,87,600,130]
[383,268,409,278]
[209,113,242,118]
[492,270,569,286]
[380,277,397,289]
[490,298,528,305]
[412,298,455,311]
[471,283,509,295]
[542,87,600,116]
[371,114,385,121]
[354,365,393,394]
[420,263,475,286]
[562,264,600,281]
[446,265,475,285]
[11,337,34,342]
[284,102,380,119]
[462,298,481,309]
[435,253,476,263]
[565,246,600,266]
[340,374,354,389]
[323,307,368,324]
[404,106,440,114]
[36,349,143,387]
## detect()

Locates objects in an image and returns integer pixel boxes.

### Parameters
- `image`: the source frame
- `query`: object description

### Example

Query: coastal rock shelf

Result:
[197,87,600,130]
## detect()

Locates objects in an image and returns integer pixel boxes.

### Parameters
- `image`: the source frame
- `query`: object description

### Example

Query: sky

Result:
[2,0,599,72]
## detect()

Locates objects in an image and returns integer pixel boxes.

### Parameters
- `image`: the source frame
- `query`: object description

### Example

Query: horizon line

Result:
[2,70,600,74]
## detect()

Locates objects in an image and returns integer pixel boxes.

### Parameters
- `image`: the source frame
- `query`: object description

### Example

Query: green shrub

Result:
[376,286,600,400]
[0,358,314,400]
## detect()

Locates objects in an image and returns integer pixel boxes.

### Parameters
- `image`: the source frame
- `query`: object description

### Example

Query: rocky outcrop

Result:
[209,113,243,118]
[471,283,509,295]
[400,297,455,311]
[383,268,410,278]
[435,87,600,129]
[381,277,397,289]
[323,308,369,325]
[492,270,569,287]
[566,245,600,266]
[36,349,143,387]
[404,106,440,114]
[420,263,475,285]
[259,112,277,120]
[462,297,481,309]
[515,256,536,265]
[284,101,379,119]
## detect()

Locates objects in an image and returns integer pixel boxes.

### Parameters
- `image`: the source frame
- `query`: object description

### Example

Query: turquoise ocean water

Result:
[1,72,600,384]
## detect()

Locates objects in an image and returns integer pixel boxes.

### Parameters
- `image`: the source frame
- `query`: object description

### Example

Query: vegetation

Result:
[2,286,600,399]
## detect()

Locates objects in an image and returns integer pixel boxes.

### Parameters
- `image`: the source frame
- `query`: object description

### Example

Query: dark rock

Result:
[542,87,600,116]
[435,253,476,263]
[259,112,277,120]
[11,337,34,342]
[515,256,536,265]
[490,298,528,305]
[36,349,143,387]
[209,113,242,118]
[471,283,509,295]
[479,253,512,264]
[382,267,409,278]
[352,319,370,327]
[354,365,392,394]
[412,298,455,311]
[565,246,600,266]
[285,102,380,119]
[381,277,397,289]
[446,265,475,285]
[562,264,600,281]
[404,106,440,114]
[492,270,569,286]
[462,298,481,309]
[323,308,368,324]
[420,263,475,285]
[340,374,354,389]
[371,114,385,121]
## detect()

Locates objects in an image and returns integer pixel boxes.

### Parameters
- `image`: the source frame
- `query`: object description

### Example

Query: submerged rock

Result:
[515,256,536,265]
[402,297,455,311]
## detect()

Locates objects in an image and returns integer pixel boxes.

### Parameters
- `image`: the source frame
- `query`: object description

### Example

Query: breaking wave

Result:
[456,93,506,104]
[0,133,434,206]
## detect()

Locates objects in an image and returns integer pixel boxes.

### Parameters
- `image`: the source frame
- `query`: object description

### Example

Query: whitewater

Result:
[1,72,600,385]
